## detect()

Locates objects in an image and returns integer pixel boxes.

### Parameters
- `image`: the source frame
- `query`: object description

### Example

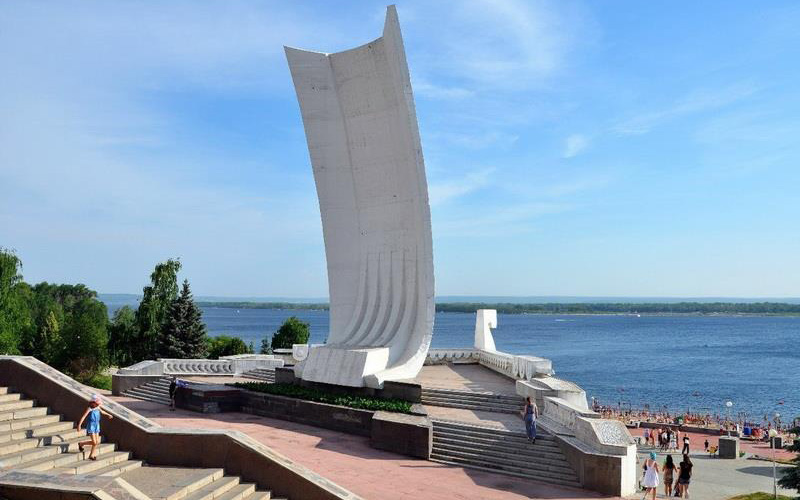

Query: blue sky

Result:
[1,1,799,298]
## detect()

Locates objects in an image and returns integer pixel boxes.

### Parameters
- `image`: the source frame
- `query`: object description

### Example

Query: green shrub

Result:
[270,317,309,350]
[206,335,252,359]
[233,382,413,414]
[81,373,112,391]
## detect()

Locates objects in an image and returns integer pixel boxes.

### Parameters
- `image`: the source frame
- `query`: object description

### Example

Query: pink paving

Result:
[111,395,621,500]
[634,427,798,461]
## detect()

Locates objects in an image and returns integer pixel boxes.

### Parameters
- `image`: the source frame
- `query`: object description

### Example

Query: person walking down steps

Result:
[76,394,113,460]
[641,452,660,500]
[522,396,539,444]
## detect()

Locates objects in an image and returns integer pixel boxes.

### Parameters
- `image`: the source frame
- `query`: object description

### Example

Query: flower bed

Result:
[232,382,414,414]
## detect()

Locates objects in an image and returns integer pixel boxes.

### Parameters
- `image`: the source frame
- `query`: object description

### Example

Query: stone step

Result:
[123,388,171,405]
[421,398,522,413]
[128,385,169,397]
[247,493,272,500]
[421,388,523,401]
[86,459,144,477]
[52,450,132,475]
[433,447,578,479]
[421,395,523,407]
[0,413,60,432]
[16,440,116,471]
[0,405,49,423]
[433,435,566,461]
[432,420,552,439]
[0,399,36,413]
[0,393,23,403]
[430,455,581,488]
[120,466,225,499]
[0,428,84,456]
[216,483,256,500]
[0,419,73,443]
[432,426,558,448]
[183,475,240,500]
[0,387,9,395]
[432,441,575,474]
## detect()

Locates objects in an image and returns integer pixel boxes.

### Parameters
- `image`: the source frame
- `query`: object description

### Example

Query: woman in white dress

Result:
[642,452,660,500]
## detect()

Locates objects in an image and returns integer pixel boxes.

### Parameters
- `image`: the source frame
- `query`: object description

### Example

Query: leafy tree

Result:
[55,289,109,380]
[0,249,32,354]
[108,306,137,366]
[259,336,273,355]
[270,316,310,350]
[206,335,252,359]
[158,280,207,359]
[779,425,800,494]
[134,259,181,362]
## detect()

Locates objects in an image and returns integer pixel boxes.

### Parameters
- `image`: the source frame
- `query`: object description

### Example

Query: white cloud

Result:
[563,134,588,158]
[429,168,494,206]
[614,82,760,136]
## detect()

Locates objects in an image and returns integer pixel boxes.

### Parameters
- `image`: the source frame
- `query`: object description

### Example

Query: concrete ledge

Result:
[276,365,422,403]
[240,390,374,437]
[176,382,431,458]
[371,411,431,459]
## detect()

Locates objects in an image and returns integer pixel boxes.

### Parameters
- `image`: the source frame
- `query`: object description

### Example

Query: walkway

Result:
[111,395,618,500]
[414,364,518,395]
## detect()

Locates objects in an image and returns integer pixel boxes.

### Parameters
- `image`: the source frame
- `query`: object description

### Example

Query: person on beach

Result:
[168,376,177,411]
[663,454,677,497]
[704,438,709,451]
[643,428,650,446]
[642,452,660,500]
[677,454,693,498]
[670,430,678,451]
[522,396,538,444]
[682,434,690,455]
[76,394,113,460]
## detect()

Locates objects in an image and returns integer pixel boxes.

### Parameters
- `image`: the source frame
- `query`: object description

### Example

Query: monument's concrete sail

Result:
[285,5,434,388]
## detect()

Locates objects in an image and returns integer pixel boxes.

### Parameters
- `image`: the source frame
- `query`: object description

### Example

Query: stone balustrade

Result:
[117,356,284,378]
[477,349,553,380]
[425,349,479,364]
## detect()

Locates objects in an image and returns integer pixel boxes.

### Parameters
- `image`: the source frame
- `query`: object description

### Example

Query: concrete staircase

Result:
[0,386,278,499]
[241,369,276,383]
[421,387,525,414]
[430,419,580,488]
[122,377,172,405]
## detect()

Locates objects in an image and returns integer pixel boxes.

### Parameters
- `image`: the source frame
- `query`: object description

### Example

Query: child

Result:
[76,394,114,460]
[704,438,709,451]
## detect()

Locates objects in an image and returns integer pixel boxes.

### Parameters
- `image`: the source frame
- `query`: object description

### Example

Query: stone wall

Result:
[174,382,432,459]
[0,356,358,500]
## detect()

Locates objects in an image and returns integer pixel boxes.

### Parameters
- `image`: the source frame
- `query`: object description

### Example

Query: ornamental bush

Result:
[232,382,413,414]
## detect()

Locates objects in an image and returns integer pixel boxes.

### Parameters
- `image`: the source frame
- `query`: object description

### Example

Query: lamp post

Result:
[726,401,733,436]
[769,426,778,500]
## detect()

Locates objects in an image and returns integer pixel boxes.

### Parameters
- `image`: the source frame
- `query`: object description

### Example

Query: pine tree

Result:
[779,425,800,494]
[158,280,207,359]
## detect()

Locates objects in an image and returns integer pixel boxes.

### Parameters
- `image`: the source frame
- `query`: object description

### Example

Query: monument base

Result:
[295,345,389,387]
[718,436,740,458]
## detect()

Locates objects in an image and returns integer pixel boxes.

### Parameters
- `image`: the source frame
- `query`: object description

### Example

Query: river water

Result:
[192,307,799,420]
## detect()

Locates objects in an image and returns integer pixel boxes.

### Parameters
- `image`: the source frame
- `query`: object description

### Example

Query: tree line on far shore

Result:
[0,249,309,387]
[198,300,800,315]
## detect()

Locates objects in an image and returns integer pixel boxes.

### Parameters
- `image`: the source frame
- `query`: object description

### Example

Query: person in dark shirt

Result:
[168,376,177,411]
[677,454,693,498]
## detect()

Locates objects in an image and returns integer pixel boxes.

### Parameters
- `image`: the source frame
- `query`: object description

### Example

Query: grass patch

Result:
[727,493,795,500]
[81,373,112,391]
[233,382,414,414]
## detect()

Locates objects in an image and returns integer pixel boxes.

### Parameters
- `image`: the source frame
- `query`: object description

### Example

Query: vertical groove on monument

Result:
[285,5,434,388]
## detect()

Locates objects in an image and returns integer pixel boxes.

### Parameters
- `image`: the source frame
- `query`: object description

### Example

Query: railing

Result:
[477,349,553,380]
[425,349,479,364]
[117,356,284,377]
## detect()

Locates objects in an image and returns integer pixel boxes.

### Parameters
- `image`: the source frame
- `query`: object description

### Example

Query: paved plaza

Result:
[111,395,618,500]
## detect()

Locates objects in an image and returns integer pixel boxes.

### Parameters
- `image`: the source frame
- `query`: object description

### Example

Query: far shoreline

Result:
[193,301,800,318]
